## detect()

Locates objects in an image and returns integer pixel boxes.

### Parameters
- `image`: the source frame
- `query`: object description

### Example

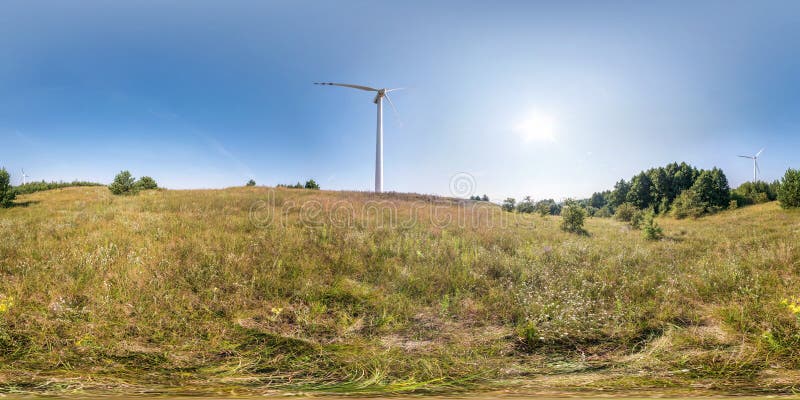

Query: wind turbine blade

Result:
[737,155,753,159]
[756,148,765,158]
[385,88,405,92]
[314,82,379,92]
[384,93,400,116]
[756,161,761,174]
[384,93,403,127]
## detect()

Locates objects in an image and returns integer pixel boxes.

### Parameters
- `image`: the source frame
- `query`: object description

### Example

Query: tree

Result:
[690,168,729,211]
[304,179,320,190]
[560,200,586,233]
[481,194,489,202]
[501,198,516,212]
[609,179,631,207]
[516,196,535,213]
[0,168,15,208]
[589,191,608,209]
[135,176,158,190]
[246,179,256,187]
[777,168,800,208]
[642,212,664,240]
[626,172,654,209]
[109,171,137,195]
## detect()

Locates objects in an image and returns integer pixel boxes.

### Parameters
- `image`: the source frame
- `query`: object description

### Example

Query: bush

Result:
[516,196,535,213]
[12,180,103,195]
[630,209,645,229]
[501,198,516,212]
[595,205,613,218]
[614,203,637,222]
[109,171,137,196]
[777,168,800,208]
[304,179,320,190]
[732,181,777,206]
[672,189,706,219]
[135,176,158,190]
[729,200,738,210]
[642,212,663,240]
[246,179,256,187]
[560,202,586,233]
[0,168,15,208]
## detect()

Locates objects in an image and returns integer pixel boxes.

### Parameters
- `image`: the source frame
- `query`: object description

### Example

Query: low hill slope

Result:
[1,186,799,394]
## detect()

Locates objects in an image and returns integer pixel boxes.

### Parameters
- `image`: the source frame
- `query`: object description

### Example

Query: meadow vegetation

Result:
[1,186,800,394]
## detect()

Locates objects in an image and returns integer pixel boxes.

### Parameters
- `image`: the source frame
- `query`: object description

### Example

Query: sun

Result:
[513,110,557,143]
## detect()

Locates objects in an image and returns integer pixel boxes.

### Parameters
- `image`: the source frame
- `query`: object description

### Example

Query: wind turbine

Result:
[20,169,29,185]
[314,82,403,193]
[738,148,764,182]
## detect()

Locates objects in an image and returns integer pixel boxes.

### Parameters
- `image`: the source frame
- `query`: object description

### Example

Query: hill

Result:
[1,186,800,395]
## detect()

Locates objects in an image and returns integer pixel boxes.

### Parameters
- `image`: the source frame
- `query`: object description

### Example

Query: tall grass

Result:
[0,186,799,394]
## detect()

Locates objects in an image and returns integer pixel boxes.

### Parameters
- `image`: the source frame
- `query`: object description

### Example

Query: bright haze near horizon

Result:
[2,1,799,201]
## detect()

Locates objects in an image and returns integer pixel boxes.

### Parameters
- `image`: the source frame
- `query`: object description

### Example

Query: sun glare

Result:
[513,110,557,143]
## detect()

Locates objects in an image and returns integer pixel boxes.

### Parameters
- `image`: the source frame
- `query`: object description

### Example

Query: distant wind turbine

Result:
[314,82,403,193]
[20,169,29,185]
[738,148,764,182]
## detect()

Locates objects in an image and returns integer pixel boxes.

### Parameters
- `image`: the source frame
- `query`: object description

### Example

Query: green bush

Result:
[109,171,137,196]
[560,201,586,233]
[304,179,320,190]
[595,205,613,218]
[135,176,158,190]
[246,179,256,187]
[501,198,516,212]
[630,209,645,229]
[672,189,706,219]
[732,181,777,206]
[516,196,535,213]
[12,180,103,195]
[0,168,15,208]
[777,168,800,208]
[614,203,637,222]
[642,212,663,240]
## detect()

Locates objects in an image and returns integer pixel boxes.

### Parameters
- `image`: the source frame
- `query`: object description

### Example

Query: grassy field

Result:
[1,186,800,395]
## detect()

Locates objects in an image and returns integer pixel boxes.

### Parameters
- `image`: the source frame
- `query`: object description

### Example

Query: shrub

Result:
[777,168,800,208]
[135,176,158,190]
[516,196,535,213]
[246,179,256,187]
[729,200,738,210]
[109,171,137,195]
[642,212,663,240]
[672,189,706,219]
[560,202,586,233]
[501,198,516,212]
[614,203,637,222]
[630,209,645,229]
[12,181,103,195]
[732,181,777,206]
[304,179,320,190]
[595,205,613,218]
[0,168,15,208]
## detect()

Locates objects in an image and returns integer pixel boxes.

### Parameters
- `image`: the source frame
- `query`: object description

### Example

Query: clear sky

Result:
[2,1,799,201]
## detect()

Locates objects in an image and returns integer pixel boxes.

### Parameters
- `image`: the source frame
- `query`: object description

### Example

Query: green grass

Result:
[1,186,800,395]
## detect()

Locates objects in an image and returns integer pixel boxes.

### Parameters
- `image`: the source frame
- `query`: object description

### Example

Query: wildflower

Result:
[780,297,800,316]
[0,296,14,314]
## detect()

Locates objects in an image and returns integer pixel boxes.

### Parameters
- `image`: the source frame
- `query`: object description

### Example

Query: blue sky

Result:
[2,1,799,200]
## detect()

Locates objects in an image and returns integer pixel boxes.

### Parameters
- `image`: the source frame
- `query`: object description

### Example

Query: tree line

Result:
[501,162,800,221]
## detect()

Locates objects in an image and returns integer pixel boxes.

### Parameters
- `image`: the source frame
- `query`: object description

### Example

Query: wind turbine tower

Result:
[737,148,764,182]
[315,82,403,193]
[21,169,29,185]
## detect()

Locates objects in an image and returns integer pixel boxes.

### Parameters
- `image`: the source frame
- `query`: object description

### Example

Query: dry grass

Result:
[1,186,800,395]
